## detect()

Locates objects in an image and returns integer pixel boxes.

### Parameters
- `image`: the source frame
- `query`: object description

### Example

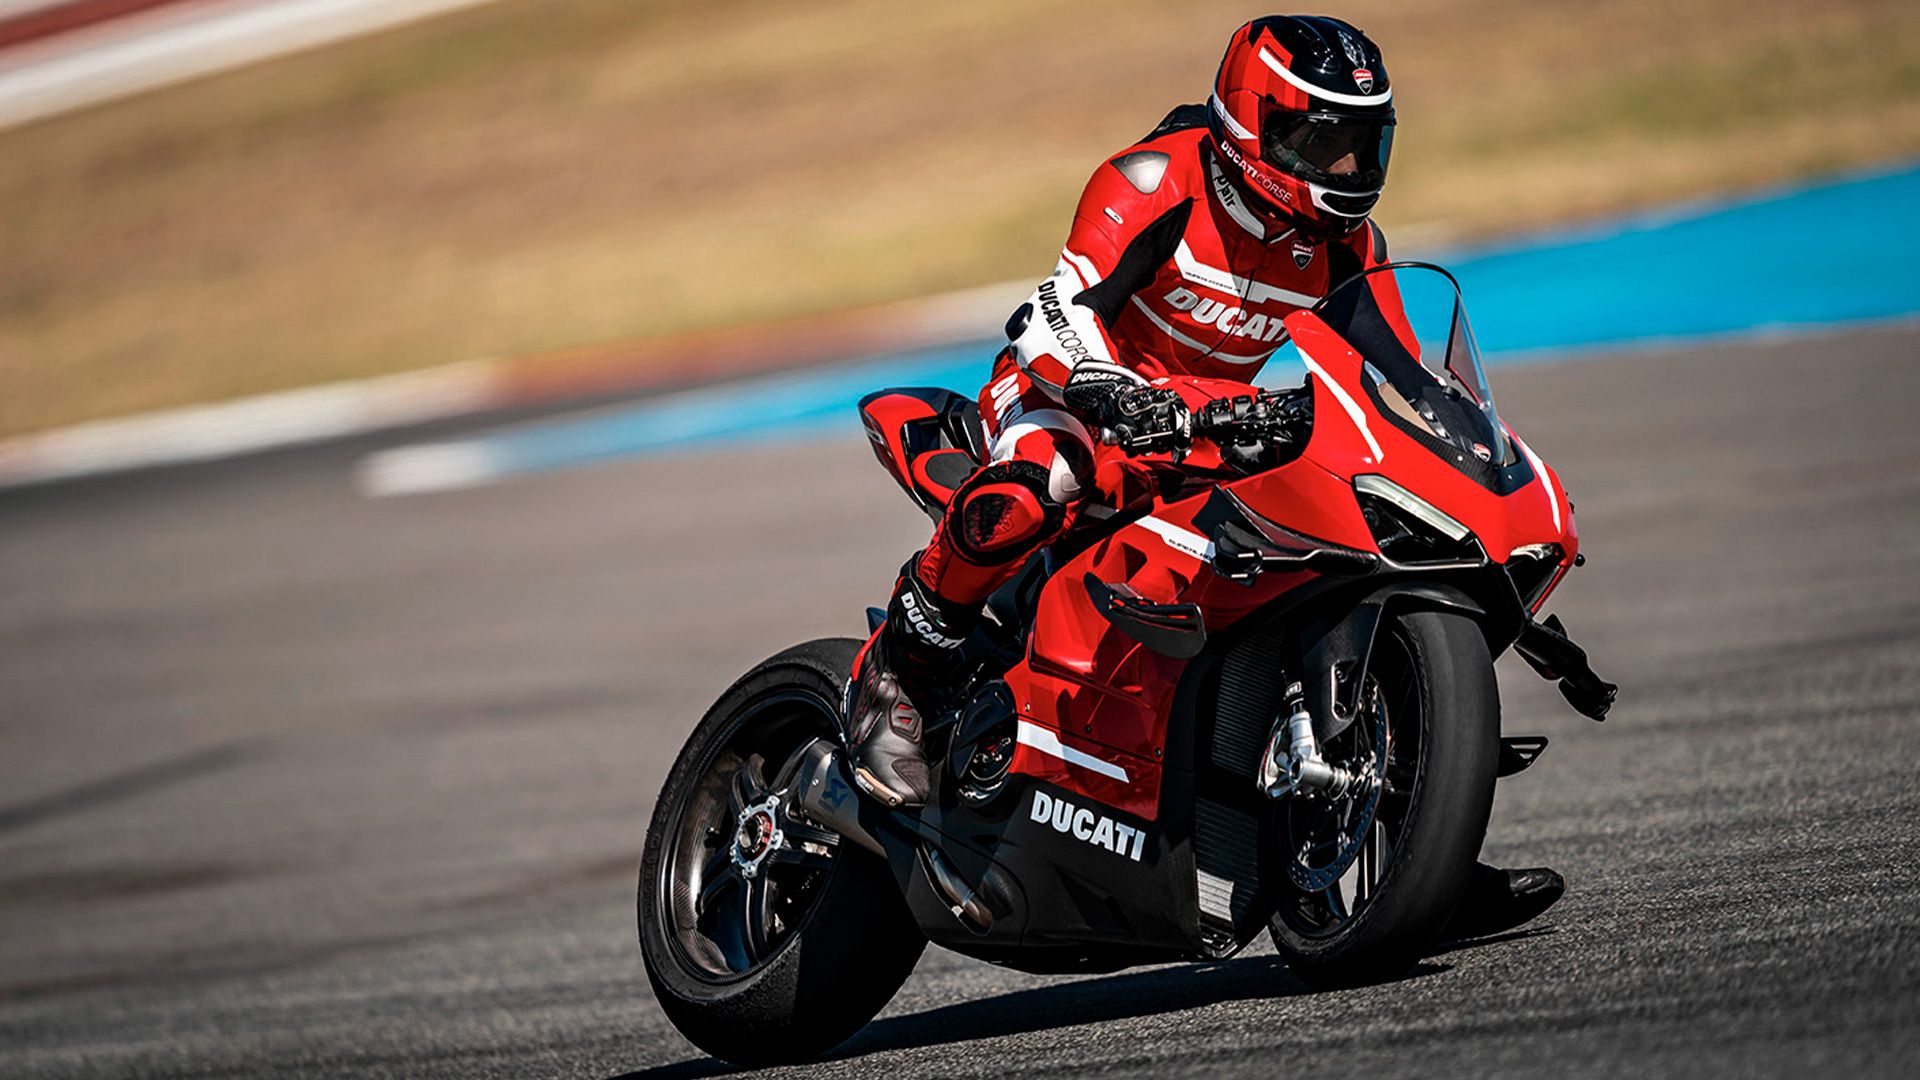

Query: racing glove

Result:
[1061,364,1193,455]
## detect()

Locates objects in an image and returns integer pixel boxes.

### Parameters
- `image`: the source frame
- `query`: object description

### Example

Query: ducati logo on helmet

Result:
[1353,67,1375,94]
[1292,241,1314,269]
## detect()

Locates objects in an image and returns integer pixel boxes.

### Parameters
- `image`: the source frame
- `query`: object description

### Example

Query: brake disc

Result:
[1286,691,1388,893]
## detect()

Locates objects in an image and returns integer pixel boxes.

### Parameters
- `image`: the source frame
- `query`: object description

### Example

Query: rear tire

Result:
[638,638,925,1066]
[1267,609,1498,987]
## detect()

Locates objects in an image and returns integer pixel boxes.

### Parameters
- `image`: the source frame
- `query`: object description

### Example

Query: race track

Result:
[2,324,1918,1078]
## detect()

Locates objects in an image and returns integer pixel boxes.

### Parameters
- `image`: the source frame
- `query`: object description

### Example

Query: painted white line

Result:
[1016,720,1130,783]
[1208,92,1253,141]
[355,439,503,497]
[0,361,494,488]
[0,0,508,131]
[0,276,1033,491]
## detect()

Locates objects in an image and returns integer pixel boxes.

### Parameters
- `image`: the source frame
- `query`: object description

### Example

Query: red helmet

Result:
[1207,16,1396,238]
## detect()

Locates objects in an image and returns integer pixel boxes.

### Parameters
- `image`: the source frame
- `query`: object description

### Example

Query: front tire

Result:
[1267,609,1499,987]
[638,638,925,1066]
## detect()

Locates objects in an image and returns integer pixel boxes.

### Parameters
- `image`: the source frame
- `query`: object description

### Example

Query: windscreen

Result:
[1283,262,1513,471]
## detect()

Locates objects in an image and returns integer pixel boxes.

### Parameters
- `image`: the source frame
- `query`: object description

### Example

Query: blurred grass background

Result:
[2,0,1917,437]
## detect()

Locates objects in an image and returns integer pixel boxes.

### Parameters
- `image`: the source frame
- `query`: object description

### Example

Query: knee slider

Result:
[947,459,1066,563]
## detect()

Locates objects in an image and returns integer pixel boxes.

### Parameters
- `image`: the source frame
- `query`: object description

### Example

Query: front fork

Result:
[1258,680,1377,799]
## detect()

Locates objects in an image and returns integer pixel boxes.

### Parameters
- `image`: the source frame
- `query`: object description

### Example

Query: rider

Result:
[847,15,1564,938]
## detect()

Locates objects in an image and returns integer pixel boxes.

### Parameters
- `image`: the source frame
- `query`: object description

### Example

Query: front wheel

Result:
[638,638,925,1066]
[1267,609,1499,987]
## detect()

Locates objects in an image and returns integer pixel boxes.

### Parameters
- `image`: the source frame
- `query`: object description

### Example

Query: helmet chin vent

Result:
[1311,185,1381,218]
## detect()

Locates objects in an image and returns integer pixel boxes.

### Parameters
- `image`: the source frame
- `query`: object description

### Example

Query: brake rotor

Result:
[1286,690,1388,893]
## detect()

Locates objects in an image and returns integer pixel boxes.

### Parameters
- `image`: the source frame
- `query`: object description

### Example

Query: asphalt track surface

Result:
[3,324,1918,1079]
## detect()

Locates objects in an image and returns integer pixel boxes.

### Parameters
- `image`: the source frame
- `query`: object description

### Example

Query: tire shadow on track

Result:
[605,956,1449,1078]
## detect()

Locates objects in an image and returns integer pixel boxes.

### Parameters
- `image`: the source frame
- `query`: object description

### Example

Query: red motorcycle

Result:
[637,263,1615,1065]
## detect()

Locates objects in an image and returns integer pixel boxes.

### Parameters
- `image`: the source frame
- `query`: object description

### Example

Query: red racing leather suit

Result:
[914,104,1396,611]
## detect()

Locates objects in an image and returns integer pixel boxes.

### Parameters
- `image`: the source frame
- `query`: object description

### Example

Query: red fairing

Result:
[985,331,1576,821]
[859,392,939,496]
[1283,310,1571,560]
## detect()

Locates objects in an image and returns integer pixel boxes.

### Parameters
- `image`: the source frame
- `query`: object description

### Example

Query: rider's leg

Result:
[848,369,1095,808]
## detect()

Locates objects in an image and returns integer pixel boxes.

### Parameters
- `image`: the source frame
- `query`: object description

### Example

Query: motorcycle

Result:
[636,263,1616,1065]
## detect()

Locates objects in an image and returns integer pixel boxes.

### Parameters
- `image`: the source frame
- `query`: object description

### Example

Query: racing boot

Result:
[1442,862,1567,941]
[846,568,975,809]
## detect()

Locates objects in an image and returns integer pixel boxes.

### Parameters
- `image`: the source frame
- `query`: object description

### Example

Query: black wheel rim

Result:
[656,687,843,983]
[1275,623,1426,939]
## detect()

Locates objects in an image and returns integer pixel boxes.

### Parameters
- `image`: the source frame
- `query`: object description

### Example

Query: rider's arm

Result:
[1004,152,1193,400]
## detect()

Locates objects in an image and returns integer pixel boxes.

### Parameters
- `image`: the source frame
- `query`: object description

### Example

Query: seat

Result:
[858,387,988,522]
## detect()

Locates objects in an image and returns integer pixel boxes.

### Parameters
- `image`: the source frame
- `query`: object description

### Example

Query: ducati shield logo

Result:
[1353,67,1375,94]
[1292,241,1314,270]
[1028,790,1147,862]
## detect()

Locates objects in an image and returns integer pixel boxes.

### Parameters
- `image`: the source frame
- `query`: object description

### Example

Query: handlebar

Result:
[1087,380,1312,458]
[1190,388,1311,447]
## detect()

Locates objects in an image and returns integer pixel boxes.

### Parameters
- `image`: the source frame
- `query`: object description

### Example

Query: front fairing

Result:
[1275,309,1576,567]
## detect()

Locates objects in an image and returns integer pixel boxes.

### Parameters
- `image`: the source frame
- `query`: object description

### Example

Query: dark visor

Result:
[1261,113,1394,193]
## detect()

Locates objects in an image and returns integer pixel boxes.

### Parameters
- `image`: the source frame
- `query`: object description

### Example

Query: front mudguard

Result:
[1284,579,1491,744]
[1283,571,1614,741]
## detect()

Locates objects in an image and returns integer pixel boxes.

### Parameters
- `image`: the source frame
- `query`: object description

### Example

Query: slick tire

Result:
[1267,610,1499,988]
[638,638,925,1066]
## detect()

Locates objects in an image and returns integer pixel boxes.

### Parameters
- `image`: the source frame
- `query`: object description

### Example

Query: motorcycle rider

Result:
[848,15,1563,939]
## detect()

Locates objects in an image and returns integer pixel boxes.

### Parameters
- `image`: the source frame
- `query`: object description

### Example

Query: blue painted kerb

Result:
[1445,161,1920,356]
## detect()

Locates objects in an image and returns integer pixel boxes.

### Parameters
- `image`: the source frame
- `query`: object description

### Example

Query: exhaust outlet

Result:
[790,738,887,858]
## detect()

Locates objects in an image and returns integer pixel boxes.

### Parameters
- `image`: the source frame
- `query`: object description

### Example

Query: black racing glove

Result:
[1061,365,1193,455]
[1105,387,1193,453]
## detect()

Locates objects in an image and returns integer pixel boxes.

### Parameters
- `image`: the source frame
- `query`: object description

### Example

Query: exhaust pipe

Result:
[789,738,995,931]
[923,846,994,931]
[790,738,886,858]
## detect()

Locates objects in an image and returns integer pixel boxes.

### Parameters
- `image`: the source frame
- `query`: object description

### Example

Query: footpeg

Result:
[1497,735,1548,777]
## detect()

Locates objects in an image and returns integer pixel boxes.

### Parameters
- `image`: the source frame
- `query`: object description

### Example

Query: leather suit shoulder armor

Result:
[1110,150,1171,194]
[1082,127,1208,225]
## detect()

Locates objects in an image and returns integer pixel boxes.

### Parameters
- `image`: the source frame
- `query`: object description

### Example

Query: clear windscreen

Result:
[1265,263,1511,469]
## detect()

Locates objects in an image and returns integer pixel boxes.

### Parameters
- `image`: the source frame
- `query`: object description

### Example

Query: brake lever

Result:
[1195,393,1297,445]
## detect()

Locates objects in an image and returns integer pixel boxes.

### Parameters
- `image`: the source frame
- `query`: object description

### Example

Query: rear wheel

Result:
[638,638,924,1066]
[1267,609,1498,987]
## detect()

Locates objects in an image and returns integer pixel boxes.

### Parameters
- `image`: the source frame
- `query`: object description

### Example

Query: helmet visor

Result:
[1261,113,1394,194]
